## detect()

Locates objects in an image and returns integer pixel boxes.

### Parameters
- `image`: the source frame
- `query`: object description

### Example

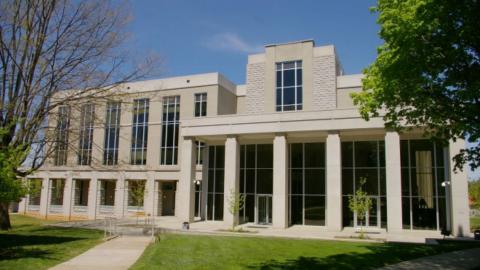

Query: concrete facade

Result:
[19,40,470,237]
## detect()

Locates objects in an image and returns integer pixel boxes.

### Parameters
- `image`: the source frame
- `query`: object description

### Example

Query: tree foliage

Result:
[348,178,372,239]
[469,179,480,209]
[352,0,480,171]
[227,188,245,231]
[0,0,156,230]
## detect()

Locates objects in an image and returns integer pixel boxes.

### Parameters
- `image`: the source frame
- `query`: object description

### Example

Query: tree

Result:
[352,0,480,172]
[227,188,245,231]
[0,0,156,230]
[128,180,145,225]
[469,179,480,209]
[348,178,372,239]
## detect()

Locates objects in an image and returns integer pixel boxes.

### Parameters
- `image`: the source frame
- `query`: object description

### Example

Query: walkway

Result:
[50,236,151,270]
[379,247,480,270]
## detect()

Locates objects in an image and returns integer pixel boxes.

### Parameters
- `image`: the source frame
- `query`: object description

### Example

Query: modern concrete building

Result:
[18,40,470,237]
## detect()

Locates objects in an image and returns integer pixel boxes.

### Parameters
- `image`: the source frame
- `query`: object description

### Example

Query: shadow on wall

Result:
[245,241,480,270]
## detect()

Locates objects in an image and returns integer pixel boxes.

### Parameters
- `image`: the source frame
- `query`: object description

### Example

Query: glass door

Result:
[257,195,272,225]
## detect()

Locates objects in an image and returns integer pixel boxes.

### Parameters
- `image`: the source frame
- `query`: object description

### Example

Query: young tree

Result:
[227,188,245,231]
[352,0,480,171]
[129,181,146,225]
[0,0,157,229]
[348,178,372,239]
[469,179,480,209]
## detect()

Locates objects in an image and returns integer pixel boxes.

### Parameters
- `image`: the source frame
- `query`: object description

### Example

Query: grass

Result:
[471,216,480,231]
[131,233,480,270]
[0,214,103,270]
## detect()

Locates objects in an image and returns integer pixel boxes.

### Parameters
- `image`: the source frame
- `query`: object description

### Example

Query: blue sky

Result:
[126,0,479,179]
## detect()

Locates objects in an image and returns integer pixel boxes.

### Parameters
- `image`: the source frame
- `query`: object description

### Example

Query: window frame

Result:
[276,61,303,112]
[194,92,207,117]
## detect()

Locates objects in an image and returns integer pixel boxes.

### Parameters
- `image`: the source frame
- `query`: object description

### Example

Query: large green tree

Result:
[352,0,480,171]
[0,0,156,230]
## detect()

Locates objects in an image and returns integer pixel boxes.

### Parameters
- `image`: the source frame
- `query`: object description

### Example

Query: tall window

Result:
[131,99,149,165]
[276,61,302,111]
[104,102,121,165]
[54,106,70,166]
[289,143,326,226]
[342,141,386,228]
[78,103,95,165]
[196,141,205,165]
[401,140,447,230]
[194,93,207,117]
[239,144,273,224]
[50,179,65,205]
[73,179,89,206]
[160,96,180,165]
[207,145,225,221]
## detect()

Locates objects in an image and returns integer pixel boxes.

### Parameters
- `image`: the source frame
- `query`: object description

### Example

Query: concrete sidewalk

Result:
[49,236,151,270]
[379,247,480,270]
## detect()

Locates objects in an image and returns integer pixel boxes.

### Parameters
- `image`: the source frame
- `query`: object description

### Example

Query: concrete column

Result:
[87,176,98,219]
[177,137,196,222]
[118,102,132,166]
[39,178,49,218]
[273,134,288,229]
[63,176,73,220]
[146,99,162,167]
[326,131,342,231]
[385,131,403,232]
[115,174,126,217]
[144,173,156,216]
[18,178,27,214]
[449,139,470,237]
[223,136,240,228]
[201,145,209,220]
[91,103,105,167]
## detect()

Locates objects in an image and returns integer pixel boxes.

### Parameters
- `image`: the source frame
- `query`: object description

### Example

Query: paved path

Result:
[50,236,151,270]
[379,247,480,270]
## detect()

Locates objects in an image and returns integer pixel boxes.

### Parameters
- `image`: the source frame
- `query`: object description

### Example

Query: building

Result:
[18,40,470,237]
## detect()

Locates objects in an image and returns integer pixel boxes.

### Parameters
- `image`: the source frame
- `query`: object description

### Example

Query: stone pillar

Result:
[449,139,470,237]
[115,174,126,217]
[385,131,403,232]
[18,178,27,214]
[201,145,209,220]
[118,102,132,166]
[39,178,49,218]
[326,131,342,231]
[223,136,240,228]
[63,176,73,220]
[273,134,288,229]
[88,176,98,219]
[144,173,156,216]
[178,137,196,222]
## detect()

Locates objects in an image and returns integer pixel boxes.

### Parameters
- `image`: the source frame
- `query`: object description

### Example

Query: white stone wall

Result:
[245,63,266,114]
[312,55,337,110]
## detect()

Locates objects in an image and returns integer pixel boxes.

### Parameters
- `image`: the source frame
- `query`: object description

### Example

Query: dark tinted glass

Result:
[304,143,325,168]
[283,69,295,87]
[305,169,325,195]
[290,144,303,168]
[291,169,303,194]
[257,169,273,194]
[304,196,325,226]
[341,142,354,167]
[290,195,303,225]
[354,141,378,167]
[257,144,273,168]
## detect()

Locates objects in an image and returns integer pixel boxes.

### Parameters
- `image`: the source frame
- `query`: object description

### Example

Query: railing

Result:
[99,205,114,214]
[104,217,118,239]
[48,205,63,213]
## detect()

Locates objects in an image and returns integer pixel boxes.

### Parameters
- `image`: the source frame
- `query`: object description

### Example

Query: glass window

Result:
[104,102,121,165]
[341,140,386,228]
[99,180,116,206]
[160,96,180,165]
[50,179,65,205]
[196,141,206,165]
[401,140,447,231]
[127,180,145,208]
[54,106,70,166]
[288,143,326,226]
[73,179,89,206]
[206,145,225,221]
[276,61,302,111]
[131,99,149,165]
[28,179,42,205]
[78,103,95,165]
[194,93,207,117]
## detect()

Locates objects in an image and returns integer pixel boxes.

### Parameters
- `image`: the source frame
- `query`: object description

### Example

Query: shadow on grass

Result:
[247,242,480,270]
[0,234,87,261]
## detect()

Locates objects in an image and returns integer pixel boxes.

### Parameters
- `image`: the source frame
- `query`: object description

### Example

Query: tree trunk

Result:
[0,202,12,230]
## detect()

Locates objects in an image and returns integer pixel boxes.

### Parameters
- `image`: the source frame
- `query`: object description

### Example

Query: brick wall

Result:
[245,62,266,114]
[312,55,337,110]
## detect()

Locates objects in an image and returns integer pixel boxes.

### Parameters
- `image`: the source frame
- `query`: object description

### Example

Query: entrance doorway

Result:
[257,195,272,225]
[161,182,176,216]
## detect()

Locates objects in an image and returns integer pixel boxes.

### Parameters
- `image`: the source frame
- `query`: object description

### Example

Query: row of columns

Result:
[19,173,164,221]
[178,132,470,236]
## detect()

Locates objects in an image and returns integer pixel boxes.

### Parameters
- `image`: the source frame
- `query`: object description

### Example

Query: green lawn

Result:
[132,234,480,270]
[0,214,103,270]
